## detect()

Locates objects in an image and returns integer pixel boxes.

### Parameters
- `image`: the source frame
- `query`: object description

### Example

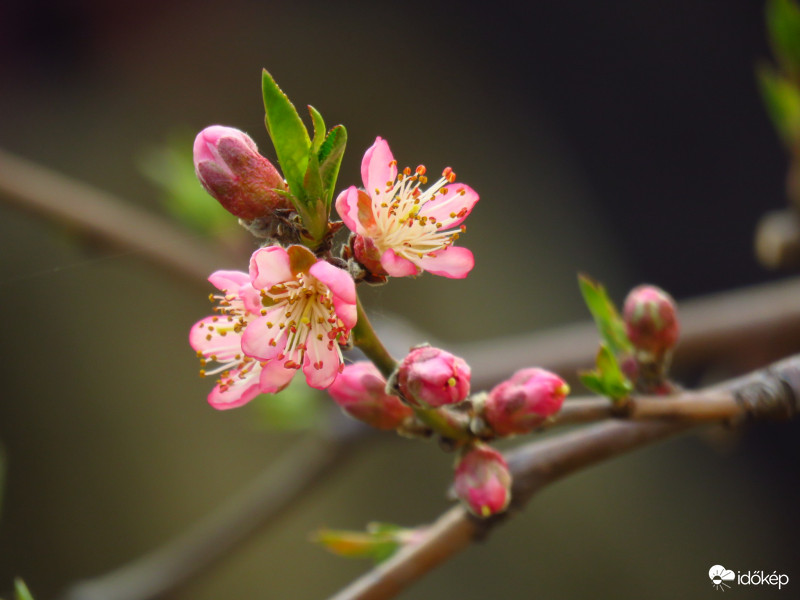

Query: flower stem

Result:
[351,293,470,442]
[352,294,399,379]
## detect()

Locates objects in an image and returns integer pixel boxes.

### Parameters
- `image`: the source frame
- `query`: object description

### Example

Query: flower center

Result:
[262,273,349,371]
[371,166,465,261]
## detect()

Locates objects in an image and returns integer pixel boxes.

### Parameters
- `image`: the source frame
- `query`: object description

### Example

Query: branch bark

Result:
[0,148,240,286]
[59,414,369,600]
[326,354,800,600]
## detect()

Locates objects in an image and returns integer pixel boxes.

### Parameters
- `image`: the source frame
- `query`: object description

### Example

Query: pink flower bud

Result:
[623,285,680,355]
[453,444,511,517]
[484,368,569,436]
[193,125,289,220]
[396,346,471,408]
[327,362,413,430]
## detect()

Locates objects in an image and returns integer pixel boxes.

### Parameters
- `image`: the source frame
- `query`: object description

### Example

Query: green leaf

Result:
[319,125,347,207]
[314,522,413,564]
[767,0,800,75]
[758,65,800,147]
[301,150,328,241]
[308,105,327,155]
[580,344,633,402]
[261,69,311,200]
[14,580,34,600]
[578,274,633,356]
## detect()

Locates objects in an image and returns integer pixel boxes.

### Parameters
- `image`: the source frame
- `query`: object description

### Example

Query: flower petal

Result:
[208,270,250,292]
[335,187,364,235]
[380,249,419,278]
[309,260,357,329]
[190,316,242,361]
[418,183,479,229]
[417,246,474,279]
[238,283,262,316]
[249,246,292,290]
[302,338,341,389]
[309,261,356,305]
[208,368,262,410]
[361,137,397,198]
[241,312,287,360]
[258,359,297,394]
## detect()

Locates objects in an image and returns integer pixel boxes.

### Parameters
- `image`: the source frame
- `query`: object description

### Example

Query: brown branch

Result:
[458,274,800,389]
[327,354,800,600]
[0,148,241,287]
[59,414,369,600]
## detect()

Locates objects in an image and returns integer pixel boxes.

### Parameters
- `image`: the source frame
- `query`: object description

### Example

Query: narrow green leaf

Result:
[14,580,34,600]
[579,371,606,396]
[308,105,327,155]
[302,150,328,242]
[580,344,633,402]
[261,69,311,200]
[578,275,633,356]
[314,528,401,564]
[758,64,800,147]
[319,125,347,206]
[767,0,800,75]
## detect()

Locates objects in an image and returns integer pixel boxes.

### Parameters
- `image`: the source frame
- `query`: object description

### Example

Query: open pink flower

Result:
[189,270,266,410]
[335,137,478,279]
[241,245,357,391]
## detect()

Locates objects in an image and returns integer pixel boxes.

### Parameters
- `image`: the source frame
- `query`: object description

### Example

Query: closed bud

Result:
[484,368,569,436]
[193,125,289,220]
[327,362,413,430]
[396,345,471,408]
[453,444,511,517]
[623,285,680,355]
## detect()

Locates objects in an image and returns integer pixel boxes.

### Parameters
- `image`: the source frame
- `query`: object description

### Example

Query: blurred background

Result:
[0,0,798,598]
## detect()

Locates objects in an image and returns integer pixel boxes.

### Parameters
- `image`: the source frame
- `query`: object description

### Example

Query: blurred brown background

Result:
[0,1,797,599]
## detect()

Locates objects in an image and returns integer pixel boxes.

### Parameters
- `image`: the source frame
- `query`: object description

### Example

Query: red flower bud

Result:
[193,125,289,220]
[327,362,413,430]
[484,368,569,436]
[453,444,511,517]
[623,285,680,355]
[397,346,471,408]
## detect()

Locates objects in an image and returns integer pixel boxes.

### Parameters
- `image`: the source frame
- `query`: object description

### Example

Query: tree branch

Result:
[326,354,800,600]
[59,414,369,600]
[0,148,240,286]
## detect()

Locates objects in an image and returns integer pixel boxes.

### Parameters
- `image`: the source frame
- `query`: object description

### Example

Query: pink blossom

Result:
[327,362,413,430]
[453,444,512,517]
[194,125,289,220]
[189,270,267,410]
[396,345,471,408]
[484,368,569,436]
[335,137,478,279]
[241,245,357,391]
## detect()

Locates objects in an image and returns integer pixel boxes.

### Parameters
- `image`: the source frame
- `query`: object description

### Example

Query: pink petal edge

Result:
[362,137,397,197]
[249,246,292,290]
[380,249,419,278]
[418,183,479,229]
[417,246,474,279]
